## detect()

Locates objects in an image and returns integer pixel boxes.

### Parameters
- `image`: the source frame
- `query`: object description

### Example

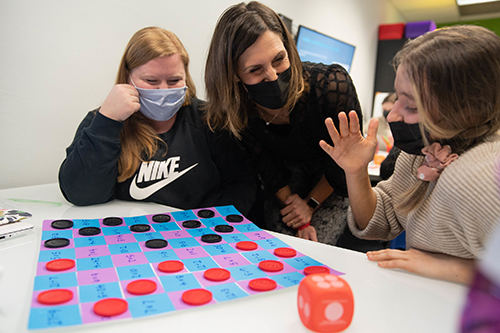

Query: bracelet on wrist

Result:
[298,222,311,230]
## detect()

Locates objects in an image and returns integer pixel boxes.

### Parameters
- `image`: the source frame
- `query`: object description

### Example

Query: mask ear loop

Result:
[129,76,138,88]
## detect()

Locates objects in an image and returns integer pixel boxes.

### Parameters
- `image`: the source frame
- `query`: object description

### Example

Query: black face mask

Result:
[243,67,291,109]
[389,121,425,155]
[383,110,390,119]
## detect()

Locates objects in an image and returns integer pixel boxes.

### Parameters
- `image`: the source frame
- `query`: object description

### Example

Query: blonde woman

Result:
[321,25,500,283]
[59,27,256,214]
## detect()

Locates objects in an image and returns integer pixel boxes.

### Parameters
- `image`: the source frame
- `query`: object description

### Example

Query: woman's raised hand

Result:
[319,111,379,176]
[99,84,141,122]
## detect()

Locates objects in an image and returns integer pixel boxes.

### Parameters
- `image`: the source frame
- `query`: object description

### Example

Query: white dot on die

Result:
[317,282,331,289]
[325,301,344,321]
[330,281,344,288]
[298,295,304,309]
[311,276,325,282]
[304,302,310,318]
[324,275,338,281]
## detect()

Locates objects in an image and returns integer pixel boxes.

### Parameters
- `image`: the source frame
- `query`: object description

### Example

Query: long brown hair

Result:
[115,27,196,182]
[204,1,304,139]
[393,25,500,213]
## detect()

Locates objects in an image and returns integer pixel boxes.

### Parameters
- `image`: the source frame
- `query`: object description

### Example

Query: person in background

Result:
[203,1,363,245]
[320,25,500,283]
[365,92,396,153]
[461,221,500,332]
[59,27,256,215]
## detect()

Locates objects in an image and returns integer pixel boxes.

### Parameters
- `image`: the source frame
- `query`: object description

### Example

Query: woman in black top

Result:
[204,2,362,245]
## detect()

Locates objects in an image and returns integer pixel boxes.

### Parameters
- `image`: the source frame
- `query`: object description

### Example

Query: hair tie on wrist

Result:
[298,222,311,230]
[417,143,458,182]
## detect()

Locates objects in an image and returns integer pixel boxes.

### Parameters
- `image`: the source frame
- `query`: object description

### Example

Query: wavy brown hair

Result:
[204,1,304,139]
[393,25,500,213]
[115,27,196,182]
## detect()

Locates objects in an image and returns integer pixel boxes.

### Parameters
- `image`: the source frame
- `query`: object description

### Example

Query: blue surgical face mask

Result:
[130,77,187,121]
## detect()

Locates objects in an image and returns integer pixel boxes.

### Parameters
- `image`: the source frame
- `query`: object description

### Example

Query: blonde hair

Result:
[204,1,304,139]
[393,25,500,213]
[115,27,196,182]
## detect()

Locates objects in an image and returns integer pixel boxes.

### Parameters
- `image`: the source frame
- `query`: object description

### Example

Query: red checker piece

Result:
[45,258,75,272]
[93,298,128,317]
[259,260,284,272]
[304,266,330,276]
[182,289,213,306]
[248,278,277,292]
[274,247,297,258]
[158,260,184,273]
[204,268,231,282]
[236,241,258,251]
[126,279,157,295]
[37,289,73,305]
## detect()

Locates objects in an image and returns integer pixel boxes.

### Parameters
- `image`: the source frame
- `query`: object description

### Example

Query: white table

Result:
[0,184,467,333]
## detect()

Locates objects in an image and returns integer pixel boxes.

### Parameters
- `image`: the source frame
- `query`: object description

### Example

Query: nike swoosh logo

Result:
[130,163,198,200]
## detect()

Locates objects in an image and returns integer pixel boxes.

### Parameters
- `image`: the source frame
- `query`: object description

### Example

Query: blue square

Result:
[272,272,305,287]
[77,256,114,271]
[133,232,164,242]
[72,219,100,229]
[28,304,81,329]
[226,265,267,280]
[233,224,261,233]
[79,282,122,302]
[108,242,142,255]
[215,205,240,216]
[284,256,323,270]
[34,272,78,290]
[73,236,106,248]
[101,226,131,236]
[151,222,180,232]
[128,293,175,318]
[203,243,237,256]
[182,257,219,272]
[38,248,76,262]
[207,282,249,302]
[124,215,150,226]
[144,249,179,263]
[241,250,277,264]
[200,217,227,228]
[42,230,73,241]
[170,210,197,221]
[168,237,200,248]
[116,264,155,280]
[159,273,201,292]
[255,238,289,250]
[221,233,251,243]
[186,228,214,238]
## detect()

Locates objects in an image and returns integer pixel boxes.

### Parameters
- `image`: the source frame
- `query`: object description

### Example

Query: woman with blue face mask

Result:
[58,27,256,214]
[204,2,365,248]
[320,25,500,284]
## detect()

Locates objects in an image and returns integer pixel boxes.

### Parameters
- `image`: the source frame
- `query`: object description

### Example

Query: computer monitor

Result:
[295,25,355,72]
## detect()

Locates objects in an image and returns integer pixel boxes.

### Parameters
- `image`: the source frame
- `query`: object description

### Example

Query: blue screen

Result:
[295,26,355,72]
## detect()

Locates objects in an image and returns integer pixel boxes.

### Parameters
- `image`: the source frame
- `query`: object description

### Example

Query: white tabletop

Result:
[0,183,467,333]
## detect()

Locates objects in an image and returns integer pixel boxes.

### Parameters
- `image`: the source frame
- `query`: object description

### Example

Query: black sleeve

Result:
[205,128,257,216]
[304,62,363,197]
[58,110,123,205]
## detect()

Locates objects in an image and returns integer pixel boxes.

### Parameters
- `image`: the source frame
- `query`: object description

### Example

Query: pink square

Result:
[212,253,251,268]
[77,267,119,285]
[173,247,209,260]
[161,229,191,239]
[36,261,77,276]
[120,277,165,298]
[104,234,136,245]
[167,290,217,310]
[192,270,237,287]
[236,280,284,295]
[31,286,79,308]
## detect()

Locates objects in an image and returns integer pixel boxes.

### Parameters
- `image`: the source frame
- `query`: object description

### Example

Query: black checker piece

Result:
[51,220,74,229]
[214,225,234,233]
[78,227,101,236]
[145,239,168,249]
[226,214,244,223]
[201,234,222,243]
[182,220,201,229]
[103,217,123,226]
[130,224,151,232]
[152,214,171,223]
[197,209,215,218]
[44,238,70,248]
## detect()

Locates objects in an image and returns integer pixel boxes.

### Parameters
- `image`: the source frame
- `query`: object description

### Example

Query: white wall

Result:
[0,0,403,189]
